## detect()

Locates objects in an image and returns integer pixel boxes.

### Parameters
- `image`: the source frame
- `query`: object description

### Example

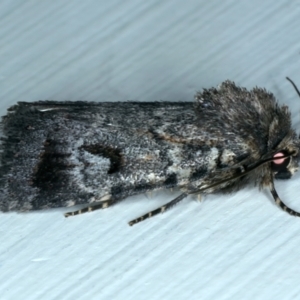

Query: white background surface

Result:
[1,1,300,299]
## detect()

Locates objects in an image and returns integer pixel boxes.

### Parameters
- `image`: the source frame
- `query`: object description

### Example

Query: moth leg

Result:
[270,182,300,217]
[128,193,187,226]
[64,199,116,217]
[197,194,202,202]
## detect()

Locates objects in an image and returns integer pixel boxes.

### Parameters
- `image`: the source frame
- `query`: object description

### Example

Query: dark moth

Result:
[0,79,299,225]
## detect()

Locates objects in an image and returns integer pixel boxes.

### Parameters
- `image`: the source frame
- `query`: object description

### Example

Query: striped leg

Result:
[128,193,188,226]
[64,199,117,217]
[270,182,300,217]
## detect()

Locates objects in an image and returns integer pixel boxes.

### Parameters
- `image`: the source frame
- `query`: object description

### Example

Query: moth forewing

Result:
[0,80,300,225]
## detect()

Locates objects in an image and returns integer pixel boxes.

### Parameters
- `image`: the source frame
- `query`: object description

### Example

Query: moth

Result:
[0,78,299,226]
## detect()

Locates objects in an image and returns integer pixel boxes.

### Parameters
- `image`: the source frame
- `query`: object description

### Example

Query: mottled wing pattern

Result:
[0,96,248,212]
[0,81,299,220]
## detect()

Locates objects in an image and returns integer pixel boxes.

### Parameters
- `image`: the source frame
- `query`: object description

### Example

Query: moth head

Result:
[271,150,299,179]
[271,77,300,180]
[189,78,300,219]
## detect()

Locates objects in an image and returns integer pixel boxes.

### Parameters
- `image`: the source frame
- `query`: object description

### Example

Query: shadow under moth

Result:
[0,78,300,226]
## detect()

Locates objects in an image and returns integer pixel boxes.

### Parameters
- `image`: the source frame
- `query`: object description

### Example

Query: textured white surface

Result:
[1,1,300,299]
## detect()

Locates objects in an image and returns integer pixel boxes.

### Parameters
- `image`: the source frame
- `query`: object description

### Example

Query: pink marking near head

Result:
[273,152,286,164]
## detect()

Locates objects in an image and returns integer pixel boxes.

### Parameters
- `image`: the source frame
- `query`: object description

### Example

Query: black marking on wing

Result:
[32,139,72,191]
[80,144,123,174]
[190,168,207,181]
[164,173,178,188]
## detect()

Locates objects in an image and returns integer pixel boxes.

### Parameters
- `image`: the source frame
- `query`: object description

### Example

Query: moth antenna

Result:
[286,77,300,98]
[66,152,294,224]
[270,180,300,216]
[128,153,294,226]
[128,193,188,226]
[65,199,116,217]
